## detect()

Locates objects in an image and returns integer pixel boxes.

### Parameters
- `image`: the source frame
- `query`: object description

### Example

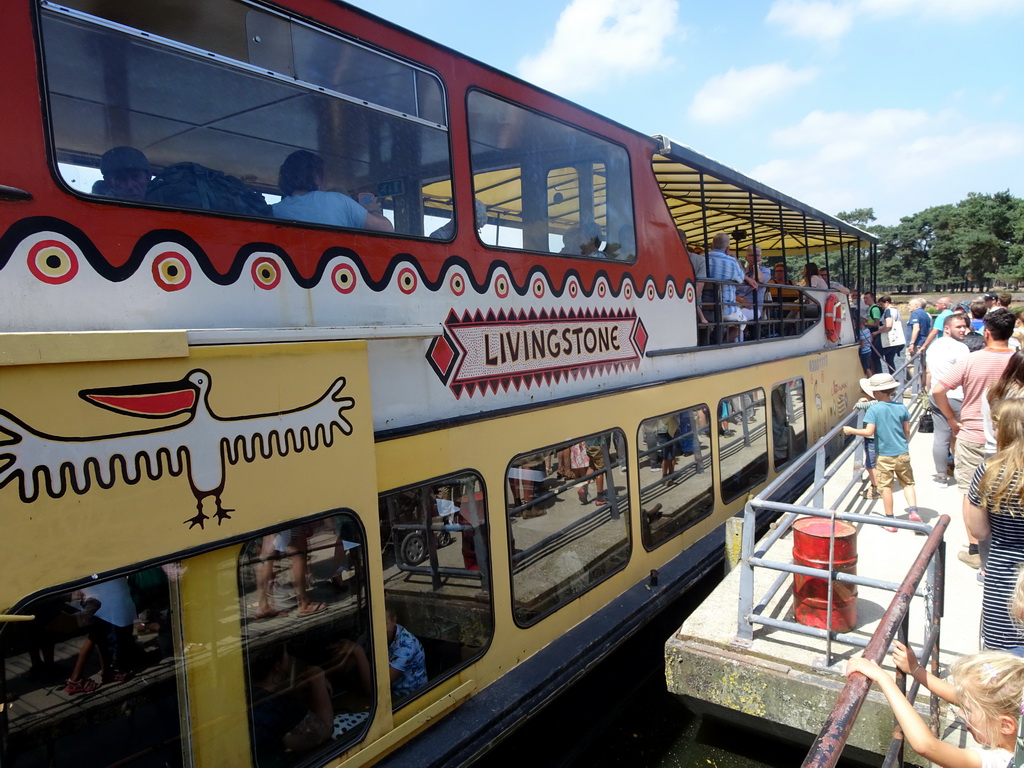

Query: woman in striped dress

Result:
[966,398,1024,653]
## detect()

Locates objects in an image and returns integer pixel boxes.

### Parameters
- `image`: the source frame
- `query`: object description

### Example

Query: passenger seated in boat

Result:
[92,146,152,201]
[328,607,427,704]
[800,262,829,291]
[386,607,428,700]
[250,644,333,762]
[430,198,488,239]
[560,223,606,257]
[273,150,393,232]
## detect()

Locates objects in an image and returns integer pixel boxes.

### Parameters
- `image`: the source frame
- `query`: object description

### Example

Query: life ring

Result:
[824,293,842,342]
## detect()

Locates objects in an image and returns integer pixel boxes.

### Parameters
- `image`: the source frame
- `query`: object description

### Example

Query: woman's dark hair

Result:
[278,150,325,197]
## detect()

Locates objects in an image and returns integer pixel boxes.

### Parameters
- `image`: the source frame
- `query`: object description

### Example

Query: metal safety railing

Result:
[802,515,949,768]
[696,279,825,346]
[733,352,944,767]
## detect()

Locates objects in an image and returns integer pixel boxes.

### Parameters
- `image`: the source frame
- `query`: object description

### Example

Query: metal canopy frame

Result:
[652,135,878,262]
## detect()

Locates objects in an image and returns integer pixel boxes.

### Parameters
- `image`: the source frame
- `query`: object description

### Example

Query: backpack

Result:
[145,162,272,217]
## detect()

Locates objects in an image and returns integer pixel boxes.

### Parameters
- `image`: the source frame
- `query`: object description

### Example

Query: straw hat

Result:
[860,373,899,396]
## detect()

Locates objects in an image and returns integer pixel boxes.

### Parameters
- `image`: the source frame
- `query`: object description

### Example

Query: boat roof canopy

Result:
[653,135,877,257]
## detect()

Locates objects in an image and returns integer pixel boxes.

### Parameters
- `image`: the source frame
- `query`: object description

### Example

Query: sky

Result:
[344,0,1024,229]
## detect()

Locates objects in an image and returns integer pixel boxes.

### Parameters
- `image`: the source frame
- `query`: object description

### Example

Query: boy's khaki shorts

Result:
[875,453,915,489]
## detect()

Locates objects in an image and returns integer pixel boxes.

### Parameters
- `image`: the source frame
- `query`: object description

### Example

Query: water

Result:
[481,570,876,768]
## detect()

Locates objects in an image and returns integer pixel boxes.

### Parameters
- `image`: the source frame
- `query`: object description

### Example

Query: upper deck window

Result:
[466,91,636,261]
[38,0,453,237]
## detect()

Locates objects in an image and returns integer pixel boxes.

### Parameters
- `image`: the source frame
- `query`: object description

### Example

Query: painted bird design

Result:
[0,370,355,529]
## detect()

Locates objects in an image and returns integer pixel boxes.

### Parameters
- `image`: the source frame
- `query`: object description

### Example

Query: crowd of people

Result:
[841,292,1024,767]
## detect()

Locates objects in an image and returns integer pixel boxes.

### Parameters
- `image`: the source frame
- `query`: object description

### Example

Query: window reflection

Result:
[1,567,185,767]
[718,389,769,503]
[378,473,492,708]
[41,2,452,238]
[238,513,372,768]
[637,406,714,548]
[468,91,636,260]
[772,379,807,470]
[506,431,631,625]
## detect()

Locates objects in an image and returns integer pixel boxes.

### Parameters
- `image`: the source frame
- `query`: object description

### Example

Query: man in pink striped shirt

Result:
[932,308,1016,568]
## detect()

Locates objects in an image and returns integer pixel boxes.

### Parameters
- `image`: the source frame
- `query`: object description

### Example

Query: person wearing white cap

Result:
[843,373,920,531]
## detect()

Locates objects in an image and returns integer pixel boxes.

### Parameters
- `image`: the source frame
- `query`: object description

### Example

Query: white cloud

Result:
[766,0,1022,44]
[752,109,1024,224]
[687,64,818,124]
[858,0,1024,20]
[766,1,855,42]
[516,0,678,96]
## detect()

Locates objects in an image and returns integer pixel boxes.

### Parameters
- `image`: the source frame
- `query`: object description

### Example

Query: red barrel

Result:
[792,517,858,632]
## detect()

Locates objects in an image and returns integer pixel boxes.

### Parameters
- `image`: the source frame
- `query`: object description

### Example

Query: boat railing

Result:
[696,279,828,346]
[733,357,943,767]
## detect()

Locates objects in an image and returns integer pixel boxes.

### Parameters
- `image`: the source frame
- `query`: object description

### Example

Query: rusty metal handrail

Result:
[801,515,949,768]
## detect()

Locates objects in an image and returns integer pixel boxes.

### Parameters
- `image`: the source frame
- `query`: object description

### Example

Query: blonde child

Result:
[847,641,1024,767]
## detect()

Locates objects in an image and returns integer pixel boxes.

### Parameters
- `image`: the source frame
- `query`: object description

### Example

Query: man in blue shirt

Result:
[920,295,953,354]
[706,233,748,342]
[906,297,932,358]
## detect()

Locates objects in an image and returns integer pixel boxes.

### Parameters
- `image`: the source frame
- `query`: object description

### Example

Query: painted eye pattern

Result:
[494,275,509,298]
[251,257,281,290]
[450,273,465,296]
[27,239,79,284]
[398,267,418,294]
[152,251,192,292]
[332,263,357,294]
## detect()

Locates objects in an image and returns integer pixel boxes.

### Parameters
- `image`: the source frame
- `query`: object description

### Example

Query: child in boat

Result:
[847,642,1024,768]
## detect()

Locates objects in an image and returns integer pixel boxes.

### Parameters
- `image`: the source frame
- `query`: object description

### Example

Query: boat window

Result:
[39,0,452,237]
[377,472,492,709]
[717,389,769,503]
[237,513,373,767]
[1,566,186,767]
[467,90,635,260]
[772,378,807,470]
[506,430,631,626]
[637,405,714,549]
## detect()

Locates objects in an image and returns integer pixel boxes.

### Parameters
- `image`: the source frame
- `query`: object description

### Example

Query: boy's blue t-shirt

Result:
[864,400,910,456]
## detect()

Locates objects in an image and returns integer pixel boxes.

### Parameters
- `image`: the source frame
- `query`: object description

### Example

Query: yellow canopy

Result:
[652,134,877,258]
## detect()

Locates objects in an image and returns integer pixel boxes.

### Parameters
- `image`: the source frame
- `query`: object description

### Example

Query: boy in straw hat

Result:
[844,373,921,531]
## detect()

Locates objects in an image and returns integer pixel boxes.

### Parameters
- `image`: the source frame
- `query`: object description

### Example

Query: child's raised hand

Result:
[845,655,885,682]
[892,641,919,675]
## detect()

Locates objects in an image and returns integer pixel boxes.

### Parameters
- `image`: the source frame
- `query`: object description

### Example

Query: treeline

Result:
[836,192,1024,293]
